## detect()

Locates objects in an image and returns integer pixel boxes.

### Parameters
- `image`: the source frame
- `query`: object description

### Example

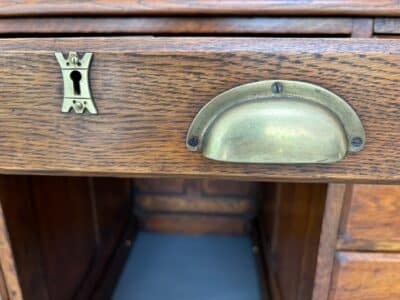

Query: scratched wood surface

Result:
[0,37,399,182]
[329,252,400,300]
[0,1,399,16]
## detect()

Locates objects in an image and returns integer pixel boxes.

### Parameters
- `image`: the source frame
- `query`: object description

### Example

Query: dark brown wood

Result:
[252,223,272,300]
[312,184,347,300]
[30,177,97,300]
[0,38,399,182]
[0,17,353,35]
[261,183,327,300]
[75,178,132,300]
[0,1,399,16]
[329,252,400,300]
[91,218,137,300]
[139,214,248,235]
[0,176,47,300]
[338,184,400,252]
[0,176,132,300]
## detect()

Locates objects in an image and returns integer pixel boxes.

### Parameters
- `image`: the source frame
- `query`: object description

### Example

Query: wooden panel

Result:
[135,179,257,214]
[135,178,258,234]
[91,218,136,300]
[0,176,133,300]
[312,184,347,300]
[140,214,247,235]
[330,252,400,300]
[338,184,400,251]
[261,183,327,300]
[0,38,399,182]
[351,18,373,37]
[0,266,10,300]
[375,18,400,34]
[92,178,131,245]
[75,178,133,300]
[0,17,353,35]
[0,1,399,16]
[0,176,46,300]
[30,177,97,300]
[0,179,24,300]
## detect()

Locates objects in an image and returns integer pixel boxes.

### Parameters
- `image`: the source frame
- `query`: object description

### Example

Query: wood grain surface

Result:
[0,37,399,182]
[0,189,22,300]
[329,252,400,300]
[0,176,132,300]
[375,18,400,34]
[134,178,258,234]
[139,214,248,235]
[312,184,347,300]
[261,183,327,300]
[338,184,400,251]
[135,178,257,214]
[0,17,354,35]
[0,1,399,16]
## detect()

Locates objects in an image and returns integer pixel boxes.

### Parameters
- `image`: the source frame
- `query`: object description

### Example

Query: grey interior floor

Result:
[112,232,262,300]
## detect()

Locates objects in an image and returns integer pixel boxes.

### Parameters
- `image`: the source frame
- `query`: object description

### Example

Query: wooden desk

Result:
[0,2,398,299]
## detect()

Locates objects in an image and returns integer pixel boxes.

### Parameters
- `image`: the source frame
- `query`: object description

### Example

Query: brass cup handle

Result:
[186,80,365,164]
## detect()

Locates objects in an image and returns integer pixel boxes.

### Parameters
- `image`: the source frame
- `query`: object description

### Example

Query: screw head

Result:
[271,82,283,94]
[188,136,199,147]
[70,54,79,65]
[75,102,83,110]
[351,137,363,148]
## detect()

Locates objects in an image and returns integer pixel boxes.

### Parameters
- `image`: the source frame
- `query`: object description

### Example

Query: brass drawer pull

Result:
[186,80,365,164]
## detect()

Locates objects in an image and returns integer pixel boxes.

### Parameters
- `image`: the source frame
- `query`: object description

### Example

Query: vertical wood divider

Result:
[312,184,347,300]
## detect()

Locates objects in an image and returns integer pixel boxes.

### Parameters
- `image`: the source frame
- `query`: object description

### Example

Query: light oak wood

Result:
[0,38,399,181]
[338,184,400,251]
[329,252,400,300]
[0,1,399,16]
[0,200,22,300]
[0,266,9,300]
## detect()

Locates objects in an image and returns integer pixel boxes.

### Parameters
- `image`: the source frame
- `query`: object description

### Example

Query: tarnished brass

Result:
[186,80,365,164]
[55,52,97,114]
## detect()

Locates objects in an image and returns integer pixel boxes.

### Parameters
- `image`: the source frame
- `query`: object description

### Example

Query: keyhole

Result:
[70,70,82,95]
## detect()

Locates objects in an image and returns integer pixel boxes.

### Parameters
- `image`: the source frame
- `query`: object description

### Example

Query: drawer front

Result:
[338,185,400,250]
[330,252,400,300]
[0,37,399,180]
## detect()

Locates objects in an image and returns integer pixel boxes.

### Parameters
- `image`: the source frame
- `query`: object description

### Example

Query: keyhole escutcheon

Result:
[70,70,82,95]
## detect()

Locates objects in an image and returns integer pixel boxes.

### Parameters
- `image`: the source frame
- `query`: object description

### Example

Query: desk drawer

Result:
[0,37,399,181]
[330,252,400,300]
[338,185,400,251]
